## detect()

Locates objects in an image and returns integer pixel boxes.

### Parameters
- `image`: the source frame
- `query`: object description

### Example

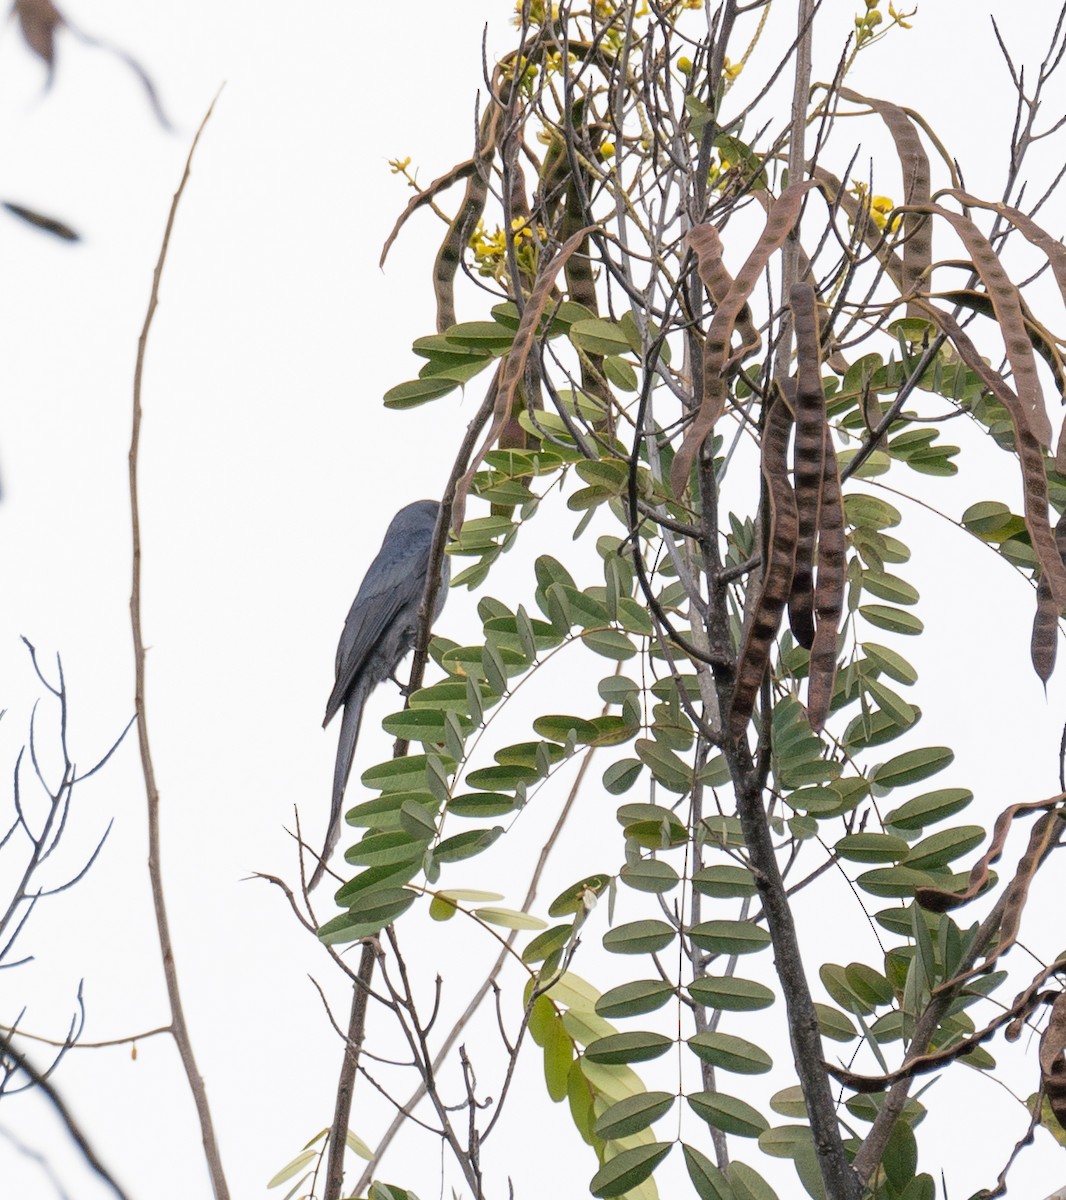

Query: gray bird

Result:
[314,499,448,890]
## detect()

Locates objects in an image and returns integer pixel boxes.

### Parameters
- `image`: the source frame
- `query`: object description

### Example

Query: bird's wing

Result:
[322,530,433,726]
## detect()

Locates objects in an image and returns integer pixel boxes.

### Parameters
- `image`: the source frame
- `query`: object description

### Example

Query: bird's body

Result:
[314,499,448,890]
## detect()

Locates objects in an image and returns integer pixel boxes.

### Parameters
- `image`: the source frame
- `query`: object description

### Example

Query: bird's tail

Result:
[310,674,373,891]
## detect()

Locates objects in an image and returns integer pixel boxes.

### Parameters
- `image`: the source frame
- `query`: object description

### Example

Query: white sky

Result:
[1,1,1066,1198]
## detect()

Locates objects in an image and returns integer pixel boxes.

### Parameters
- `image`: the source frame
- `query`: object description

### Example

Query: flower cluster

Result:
[468,218,545,284]
[855,0,915,51]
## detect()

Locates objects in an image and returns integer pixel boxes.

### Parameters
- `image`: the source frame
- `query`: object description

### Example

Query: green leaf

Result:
[814,1002,858,1042]
[584,629,639,660]
[687,1032,773,1073]
[346,791,437,831]
[549,874,611,917]
[835,833,908,864]
[444,319,515,351]
[884,788,973,830]
[728,1161,780,1200]
[360,753,455,793]
[883,1118,919,1191]
[383,377,456,409]
[334,862,420,904]
[533,714,601,743]
[569,317,632,356]
[543,1009,573,1102]
[562,1008,615,1046]
[596,979,676,1018]
[584,1030,673,1064]
[862,642,918,685]
[523,924,572,964]
[758,1124,810,1157]
[864,675,918,728]
[691,865,757,898]
[266,1148,316,1188]
[432,826,503,864]
[961,499,1014,538]
[474,906,546,931]
[634,738,691,792]
[820,963,876,1015]
[619,859,679,893]
[859,604,924,635]
[871,747,954,790]
[345,830,428,869]
[903,825,986,870]
[767,1089,808,1119]
[604,355,639,391]
[464,763,539,791]
[862,572,919,605]
[603,919,677,955]
[381,708,451,743]
[318,887,417,944]
[447,792,519,818]
[687,976,775,1012]
[683,1143,735,1200]
[688,920,772,955]
[845,963,894,1007]
[845,494,902,529]
[590,1142,673,1198]
[855,865,935,898]
[594,1092,676,1140]
[688,1091,769,1138]
[604,758,643,794]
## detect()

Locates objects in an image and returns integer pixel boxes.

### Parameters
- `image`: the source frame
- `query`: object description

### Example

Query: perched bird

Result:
[314,499,448,890]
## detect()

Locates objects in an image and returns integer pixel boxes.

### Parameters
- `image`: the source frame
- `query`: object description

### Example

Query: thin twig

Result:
[129,91,230,1200]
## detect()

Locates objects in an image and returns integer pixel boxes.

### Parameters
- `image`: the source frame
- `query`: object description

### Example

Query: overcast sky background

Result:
[1,2,1066,1197]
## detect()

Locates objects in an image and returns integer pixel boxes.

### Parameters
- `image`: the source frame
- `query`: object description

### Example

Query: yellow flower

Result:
[869,195,899,231]
[723,56,742,79]
[887,1,914,27]
[388,156,411,174]
[600,141,616,159]
[677,55,693,74]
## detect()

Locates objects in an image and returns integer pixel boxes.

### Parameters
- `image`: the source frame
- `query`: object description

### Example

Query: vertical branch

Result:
[129,94,230,1200]
[323,941,377,1198]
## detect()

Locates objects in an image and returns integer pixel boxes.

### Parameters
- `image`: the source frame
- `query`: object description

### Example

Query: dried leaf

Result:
[671,180,819,501]
[432,99,500,331]
[1040,992,1066,1131]
[916,798,1065,990]
[729,390,797,738]
[16,0,63,72]
[916,301,1066,610]
[840,89,931,314]
[452,227,596,529]
[687,222,760,364]
[787,284,826,650]
[906,202,1051,445]
[1031,576,1058,685]
[806,423,844,731]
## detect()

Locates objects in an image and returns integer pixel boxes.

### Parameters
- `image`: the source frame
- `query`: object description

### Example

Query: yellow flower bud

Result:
[677,55,693,74]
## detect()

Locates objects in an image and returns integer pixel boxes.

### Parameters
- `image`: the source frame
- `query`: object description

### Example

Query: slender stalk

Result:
[323,941,377,1197]
[130,94,230,1200]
